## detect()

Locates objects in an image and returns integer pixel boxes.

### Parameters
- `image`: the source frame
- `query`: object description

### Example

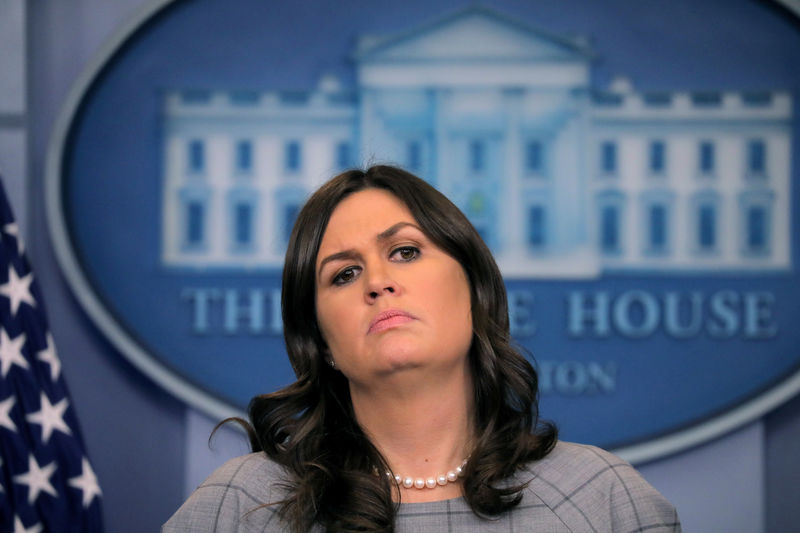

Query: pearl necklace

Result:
[387,458,468,490]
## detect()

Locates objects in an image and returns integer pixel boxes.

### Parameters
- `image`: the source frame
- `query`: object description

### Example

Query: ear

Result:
[321,346,335,369]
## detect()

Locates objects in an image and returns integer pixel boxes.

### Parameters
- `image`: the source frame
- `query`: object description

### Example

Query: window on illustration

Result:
[649,141,665,174]
[236,141,253,173]
[698,205,716,250]
[600,205,619,252]
[188,140,205,173]
[473,224,490,246]
[747,140,766,175]
[528,206,546,248]
[235,203,253,246]
[285,141,302,172]
[699,141,715,174]
[407,141,421,171]
[746,206,768,252]
[186,201,205,246]
[648,205,667,251]
[284,204,300,243]
[469,140,485,173]
[525,141,544,175]
[601,141,617,174]
[337,142,351,169]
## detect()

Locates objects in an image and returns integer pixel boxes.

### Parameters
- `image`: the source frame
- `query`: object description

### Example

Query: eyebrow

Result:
[316,221,423,281]
[376,221,422,242]
[317,249,362,282]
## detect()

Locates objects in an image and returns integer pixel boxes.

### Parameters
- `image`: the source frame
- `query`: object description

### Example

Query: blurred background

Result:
[1,0,799,531]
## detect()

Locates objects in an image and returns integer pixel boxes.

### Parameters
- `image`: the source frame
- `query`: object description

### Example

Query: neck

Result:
[349,362,474,502]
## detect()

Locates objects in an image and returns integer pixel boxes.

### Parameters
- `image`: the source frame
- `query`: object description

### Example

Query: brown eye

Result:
[390,246,420,262]
[333,266,360,286]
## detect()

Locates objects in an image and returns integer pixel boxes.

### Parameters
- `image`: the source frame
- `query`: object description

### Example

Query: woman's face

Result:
[315,188,473,387]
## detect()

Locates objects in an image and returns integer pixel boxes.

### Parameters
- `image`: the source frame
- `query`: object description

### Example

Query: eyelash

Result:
[330,245,421,286]
[390,245,420,263]
[332,266,360,286]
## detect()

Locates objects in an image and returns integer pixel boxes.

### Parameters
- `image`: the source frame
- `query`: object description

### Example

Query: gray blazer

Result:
[163,441,681,532]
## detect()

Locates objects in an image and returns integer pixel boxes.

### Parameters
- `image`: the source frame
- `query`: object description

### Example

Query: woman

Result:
[164,165,680,532]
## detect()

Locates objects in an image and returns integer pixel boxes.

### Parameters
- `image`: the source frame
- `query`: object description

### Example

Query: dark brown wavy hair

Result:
[244,165,556,532]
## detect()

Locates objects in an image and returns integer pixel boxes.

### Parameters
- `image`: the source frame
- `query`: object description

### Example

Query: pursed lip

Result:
[367,309,416,334]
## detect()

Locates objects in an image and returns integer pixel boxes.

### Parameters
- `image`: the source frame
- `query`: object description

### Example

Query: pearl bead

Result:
[389,457,469,490]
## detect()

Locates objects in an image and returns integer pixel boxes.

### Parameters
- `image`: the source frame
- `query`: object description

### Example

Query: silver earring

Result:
[329,359,336,369]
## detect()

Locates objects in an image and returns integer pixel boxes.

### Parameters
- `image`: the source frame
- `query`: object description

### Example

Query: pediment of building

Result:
[356,6,590,63]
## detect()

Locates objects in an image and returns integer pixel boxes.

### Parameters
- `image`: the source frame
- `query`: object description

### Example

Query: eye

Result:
[390,246,420,262]
[332,266,361,286]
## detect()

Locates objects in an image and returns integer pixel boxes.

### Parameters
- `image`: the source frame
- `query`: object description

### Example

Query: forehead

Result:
[320,189,416,244]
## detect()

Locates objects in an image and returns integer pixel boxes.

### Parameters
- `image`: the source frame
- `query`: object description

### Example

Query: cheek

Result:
[316,295,356,352]
[430,265,472,329]
[452,274,473,339]
[315,298,336,346]
[448,269,472,312]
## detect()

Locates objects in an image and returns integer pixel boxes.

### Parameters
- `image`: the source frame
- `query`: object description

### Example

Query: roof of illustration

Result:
[354,5,593,63]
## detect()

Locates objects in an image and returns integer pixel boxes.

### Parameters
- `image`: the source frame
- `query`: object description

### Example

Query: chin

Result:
[380,350,424,371]
[369,346,427,374]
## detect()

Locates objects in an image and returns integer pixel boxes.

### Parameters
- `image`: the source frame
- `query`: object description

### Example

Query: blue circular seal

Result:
[46,0,800,462]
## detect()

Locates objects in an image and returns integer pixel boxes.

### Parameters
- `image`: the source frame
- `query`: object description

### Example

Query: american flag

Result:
[0,178,103,532]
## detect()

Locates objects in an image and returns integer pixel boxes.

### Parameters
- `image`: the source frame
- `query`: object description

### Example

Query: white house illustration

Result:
[160,6,792,277]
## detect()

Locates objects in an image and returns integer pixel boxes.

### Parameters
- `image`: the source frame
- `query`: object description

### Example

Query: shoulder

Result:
[202,452,286,495]
[526,440,630,482]
[520,441,681,532]
[162,453,289,533]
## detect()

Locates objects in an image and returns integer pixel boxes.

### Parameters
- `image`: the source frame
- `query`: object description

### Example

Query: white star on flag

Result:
[0,395,18,432]
[0,264,36,316]
[0,176,103,528]
[26,392,72,444]
[36,333,61,381]
[68,457,103,508]
[13,454,58,505]
[3,222,24,255]
[0,328,27,377]
[13,516,42,533]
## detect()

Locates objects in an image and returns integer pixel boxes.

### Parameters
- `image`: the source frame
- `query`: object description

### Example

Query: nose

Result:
[364,264,399,304]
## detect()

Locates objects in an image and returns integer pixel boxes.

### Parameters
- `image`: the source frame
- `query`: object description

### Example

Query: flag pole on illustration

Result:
[0,176,103,531]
